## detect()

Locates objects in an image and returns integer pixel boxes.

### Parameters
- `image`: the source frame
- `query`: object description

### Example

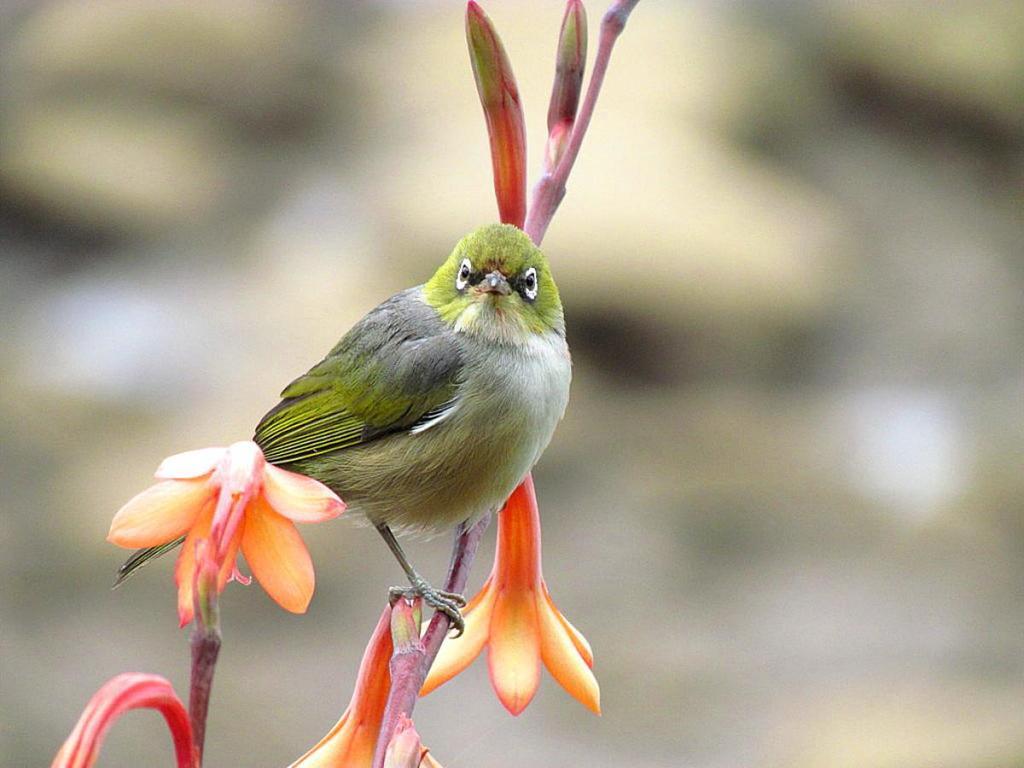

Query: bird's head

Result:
[424,224,564,344]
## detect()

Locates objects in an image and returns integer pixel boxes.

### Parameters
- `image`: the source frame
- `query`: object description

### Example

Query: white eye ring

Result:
[455,258,472,291]
[522,267,538,301]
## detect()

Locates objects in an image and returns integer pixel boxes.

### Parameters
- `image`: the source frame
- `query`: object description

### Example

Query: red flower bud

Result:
[466,1,527,227]
[52,673,196,768]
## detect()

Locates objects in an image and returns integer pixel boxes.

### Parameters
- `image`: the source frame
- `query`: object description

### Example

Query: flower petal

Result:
[289,712,371,768]
[262,464,345,523]
[154,448,225,479]
[217,528,243,592]
[538,590,600,714]
[420,581,497,697]
[174,503,213,627]
[242,497,315,614]
[289,608,393,768]
[546,585,594,666]
[173,502,240,627]
[487,586,541,715]
[108,479,212,548]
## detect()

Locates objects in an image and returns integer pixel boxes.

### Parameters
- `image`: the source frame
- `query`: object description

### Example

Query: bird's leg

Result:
[376,523,467,635]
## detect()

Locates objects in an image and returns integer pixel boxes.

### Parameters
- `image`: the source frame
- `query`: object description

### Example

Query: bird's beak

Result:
[478,271,512,296]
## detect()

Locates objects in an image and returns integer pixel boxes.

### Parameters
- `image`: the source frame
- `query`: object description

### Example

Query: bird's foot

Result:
[389,578,467,636]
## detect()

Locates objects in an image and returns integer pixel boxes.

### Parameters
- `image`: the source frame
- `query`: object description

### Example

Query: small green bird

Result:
[118,223,571,630]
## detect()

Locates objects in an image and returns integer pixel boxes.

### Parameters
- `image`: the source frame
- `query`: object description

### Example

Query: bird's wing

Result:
[254,288,463,467]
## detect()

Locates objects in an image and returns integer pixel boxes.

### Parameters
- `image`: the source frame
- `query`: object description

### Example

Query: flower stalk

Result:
[188,540,222,763]
[370,599,424,768]
[74,4,639,766]
[524,0,641,244]
[371,517,491,768]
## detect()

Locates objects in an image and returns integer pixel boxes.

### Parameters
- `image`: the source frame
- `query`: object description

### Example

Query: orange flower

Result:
[421,474,599,715]
[108,441,344,626]
[289,607,394,768]
[52,673,196,768]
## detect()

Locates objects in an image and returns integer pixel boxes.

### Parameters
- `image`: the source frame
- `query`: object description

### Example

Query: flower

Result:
[289,607,394,768]
[421,474,599,715]
[51,673,196,768]
[108,440,344,626]
[466,0,527,228]
[383,717,443,768]
[544,0,587,172]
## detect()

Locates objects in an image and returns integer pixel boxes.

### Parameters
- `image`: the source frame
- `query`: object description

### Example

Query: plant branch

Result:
[371,514,491,768]
[188,543,222,764]
[188,624,220,764]
[420,512,491,660]
[524,0,640,244]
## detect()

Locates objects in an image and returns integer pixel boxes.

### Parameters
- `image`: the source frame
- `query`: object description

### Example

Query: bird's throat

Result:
[453,298,534,346]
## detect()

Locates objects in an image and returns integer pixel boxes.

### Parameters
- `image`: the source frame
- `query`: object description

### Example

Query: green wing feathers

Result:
[254,288,463,468]
[113,535,186,588]
[255,388,369,465]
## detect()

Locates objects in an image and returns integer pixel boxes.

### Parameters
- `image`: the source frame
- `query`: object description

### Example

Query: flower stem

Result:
[523,0,641,245]
[419,513,491,660]
[371,1,641,760]
[189,619,220,763]
[188,543,222,764]
[372,599,424,768]
[371,514,491,768]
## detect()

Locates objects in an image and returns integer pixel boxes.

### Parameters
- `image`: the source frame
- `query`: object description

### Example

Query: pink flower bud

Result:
[546,0,588,134]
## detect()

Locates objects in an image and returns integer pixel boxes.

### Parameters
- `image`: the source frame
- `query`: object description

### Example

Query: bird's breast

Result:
[331,330,571,534]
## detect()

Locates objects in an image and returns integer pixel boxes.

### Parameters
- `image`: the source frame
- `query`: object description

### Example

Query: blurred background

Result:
[1,1,1022,766]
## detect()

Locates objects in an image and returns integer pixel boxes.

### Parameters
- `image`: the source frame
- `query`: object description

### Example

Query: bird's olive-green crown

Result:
[424,224,564,343]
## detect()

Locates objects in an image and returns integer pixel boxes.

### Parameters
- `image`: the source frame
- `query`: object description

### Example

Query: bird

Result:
[116,223,571,631]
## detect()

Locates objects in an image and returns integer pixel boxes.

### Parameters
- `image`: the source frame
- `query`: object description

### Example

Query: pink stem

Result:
[371,600,422,768]
[420,512,491,658]
[188,543,221,764]
[188,623,220,763]
[371,514,491,768]
[524,0,640,244]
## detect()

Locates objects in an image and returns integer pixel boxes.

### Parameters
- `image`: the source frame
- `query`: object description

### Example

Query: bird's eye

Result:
[456,259,472,291]
[521,267,539,301]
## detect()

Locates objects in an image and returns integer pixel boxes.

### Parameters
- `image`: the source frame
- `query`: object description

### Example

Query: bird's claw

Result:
[389,581,467,636]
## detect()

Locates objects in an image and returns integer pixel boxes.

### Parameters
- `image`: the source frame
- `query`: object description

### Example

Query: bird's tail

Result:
[112,535,186,589]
